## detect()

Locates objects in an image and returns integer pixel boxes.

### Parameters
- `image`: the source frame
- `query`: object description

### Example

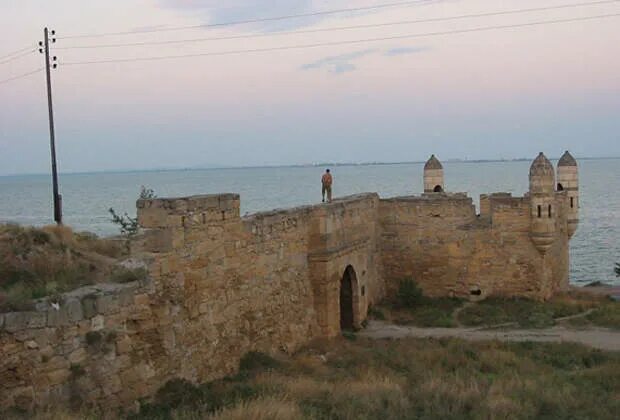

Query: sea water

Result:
[1,159,618,285]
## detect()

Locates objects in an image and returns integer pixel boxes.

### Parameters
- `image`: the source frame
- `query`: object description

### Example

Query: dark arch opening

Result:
[340,266,357,331]
[557,183,564,191]
[433,185,443,193]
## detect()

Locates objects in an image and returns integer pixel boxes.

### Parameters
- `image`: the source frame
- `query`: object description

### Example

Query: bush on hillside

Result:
[0,224,129,312]
[397,279,424,308]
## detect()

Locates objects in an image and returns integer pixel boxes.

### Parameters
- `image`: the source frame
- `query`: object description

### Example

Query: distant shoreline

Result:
[1,156,619,178]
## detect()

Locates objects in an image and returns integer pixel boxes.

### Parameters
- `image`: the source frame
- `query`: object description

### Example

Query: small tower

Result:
[557,151,579,238]
[529,152,556,254]
[424,154,444,193]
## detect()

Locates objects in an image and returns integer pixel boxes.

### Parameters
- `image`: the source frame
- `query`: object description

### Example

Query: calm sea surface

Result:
[1,160,618,286]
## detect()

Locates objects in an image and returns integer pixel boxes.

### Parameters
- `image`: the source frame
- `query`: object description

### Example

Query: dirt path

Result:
[360,321,620,351]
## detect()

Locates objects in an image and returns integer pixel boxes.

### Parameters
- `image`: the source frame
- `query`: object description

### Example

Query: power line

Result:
[61,12,620,66]
[57,0,438,39]
[0,49,36,66]
[0,68,43,86]
[0,45,36,61]
[56,0,620,51]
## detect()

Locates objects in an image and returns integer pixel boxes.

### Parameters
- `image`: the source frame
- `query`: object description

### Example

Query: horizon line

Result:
[1,156,618,178]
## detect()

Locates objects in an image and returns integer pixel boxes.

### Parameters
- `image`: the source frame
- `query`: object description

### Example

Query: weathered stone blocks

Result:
[1,166,577,411]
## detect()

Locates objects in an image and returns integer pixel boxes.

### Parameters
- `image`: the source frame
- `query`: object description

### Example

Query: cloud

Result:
[159,0,454,32]
[302,46,429,74]
[301,49,377,74]
[384,46,429,56]
[159,0,316,31]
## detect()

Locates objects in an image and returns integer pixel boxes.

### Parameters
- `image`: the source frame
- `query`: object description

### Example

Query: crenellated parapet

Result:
[137,194,240,253]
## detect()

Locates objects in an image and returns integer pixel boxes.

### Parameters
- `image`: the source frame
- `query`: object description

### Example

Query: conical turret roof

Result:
[424,154,443,170]
[529,152,554,177]
[558,151,577,167]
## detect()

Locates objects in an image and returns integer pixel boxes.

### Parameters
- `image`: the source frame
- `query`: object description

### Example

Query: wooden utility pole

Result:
[40,28,62,224]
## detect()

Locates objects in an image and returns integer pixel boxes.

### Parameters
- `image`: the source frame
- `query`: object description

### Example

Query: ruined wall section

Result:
[0,193,385,412]
[379,194,477,297]
[0,186,572,411]
[0,282,154,411]
[473,194,550,298]
[379,193,569,300]
[139,194,318,387]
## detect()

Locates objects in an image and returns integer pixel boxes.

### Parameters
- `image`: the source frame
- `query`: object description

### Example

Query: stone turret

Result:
[557,151,579,238]
[424,154,444,193]
[529,152,556,254]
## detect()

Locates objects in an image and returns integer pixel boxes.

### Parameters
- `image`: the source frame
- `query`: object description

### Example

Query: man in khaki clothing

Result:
[322,169,333,203]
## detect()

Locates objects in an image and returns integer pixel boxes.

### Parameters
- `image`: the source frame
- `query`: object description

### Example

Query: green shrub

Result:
[155,378,202,409]
[109,186,156,236]
[368,305,386,320]
[342,331,357,341]
[397,279,423,308]
[239,351,280,373]
[110,267,148,284]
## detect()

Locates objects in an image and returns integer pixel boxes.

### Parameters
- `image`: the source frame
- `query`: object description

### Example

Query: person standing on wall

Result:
[322,169,333,203]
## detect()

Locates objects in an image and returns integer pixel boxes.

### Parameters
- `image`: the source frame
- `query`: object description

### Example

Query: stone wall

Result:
[0,193,384,411]
[0,282,152,411]
[379,192,569,300]
[0,188,572,412]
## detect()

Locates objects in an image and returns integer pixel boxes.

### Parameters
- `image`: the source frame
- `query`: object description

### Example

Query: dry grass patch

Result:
[208,398,301,420]
[10,337,620,419]
[0,224,135,312]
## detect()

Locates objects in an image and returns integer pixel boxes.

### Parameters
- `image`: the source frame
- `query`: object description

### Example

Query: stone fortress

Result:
[0,152,579,411]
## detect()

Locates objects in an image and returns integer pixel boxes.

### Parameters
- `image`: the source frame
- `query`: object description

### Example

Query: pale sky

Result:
[0,0,619,175]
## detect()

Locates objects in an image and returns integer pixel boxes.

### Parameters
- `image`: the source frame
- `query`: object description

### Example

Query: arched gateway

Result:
[340,265,358,331]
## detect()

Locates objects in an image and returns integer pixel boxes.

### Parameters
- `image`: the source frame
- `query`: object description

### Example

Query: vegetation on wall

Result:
[109,186,156,236]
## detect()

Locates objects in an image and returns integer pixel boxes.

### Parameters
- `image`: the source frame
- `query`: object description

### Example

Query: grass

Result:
[369,280,620,330]
[371,279,463,327]
[17,337,619,419]
[457,291,619,329]
[383,297,463,327]
[0,224,132,312]
[127,352,283,419]
[579,301,620,330]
